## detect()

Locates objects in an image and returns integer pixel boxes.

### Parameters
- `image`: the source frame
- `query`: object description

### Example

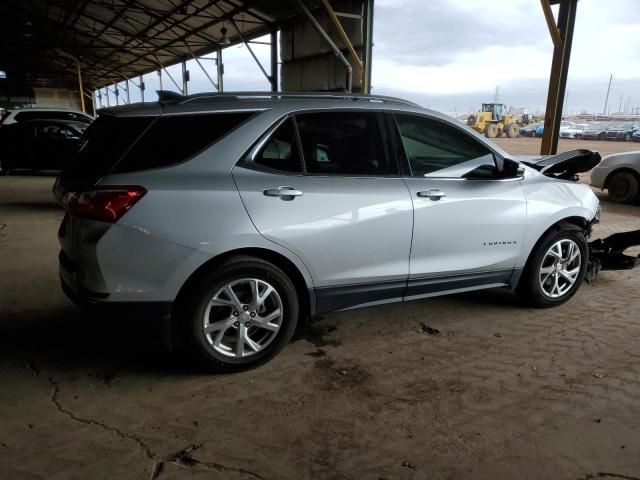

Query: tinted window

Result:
[64,115,154,181]
[296,112,392,176]
[394,114,496,178]
[251,118,302,173]
[113,112,254,173]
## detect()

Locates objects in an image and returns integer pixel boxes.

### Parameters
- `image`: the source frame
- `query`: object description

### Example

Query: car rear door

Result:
[388,112,527,299]
[233,110,413,313]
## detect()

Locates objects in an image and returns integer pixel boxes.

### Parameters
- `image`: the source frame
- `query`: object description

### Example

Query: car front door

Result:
[389,113,527,299]
[233,111,413,313]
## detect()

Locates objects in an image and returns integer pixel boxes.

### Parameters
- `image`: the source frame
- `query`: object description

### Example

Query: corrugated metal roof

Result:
[0,0,312,90]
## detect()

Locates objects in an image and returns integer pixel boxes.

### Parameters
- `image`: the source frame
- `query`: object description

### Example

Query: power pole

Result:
[494,85,500,103]
[603,74,612,115]
[618,94,623,113]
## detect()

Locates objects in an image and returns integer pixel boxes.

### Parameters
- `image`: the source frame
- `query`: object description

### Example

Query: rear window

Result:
[63,111,254,183]
[65,115,154,181]
[112,112,254,173]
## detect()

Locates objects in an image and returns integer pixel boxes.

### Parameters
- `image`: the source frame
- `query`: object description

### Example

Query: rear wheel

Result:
[182,256,299,372]
[598,133,604,140]
[506,123,519,138]
[608,171,639,203]
[485,124,498,138]
[624,133,631,141]
[518,227,587,308]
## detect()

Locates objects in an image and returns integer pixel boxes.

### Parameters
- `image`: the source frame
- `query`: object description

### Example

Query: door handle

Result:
[263,186,303,199]
[417,189,446,201]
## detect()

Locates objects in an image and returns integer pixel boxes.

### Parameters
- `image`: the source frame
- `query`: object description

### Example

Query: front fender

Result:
[516,173,598,270]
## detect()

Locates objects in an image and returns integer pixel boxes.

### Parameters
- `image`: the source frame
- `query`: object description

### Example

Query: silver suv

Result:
[55,92,601,371]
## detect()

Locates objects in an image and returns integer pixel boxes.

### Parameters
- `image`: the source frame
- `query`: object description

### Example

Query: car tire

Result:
[506,123,519,138]
[485,124,498,138]
[624,133,631,141]
[598,133,604,140]
[607,171,639,203]
[529,131,536,138]
[181,255,299,372]
[517,225,588,308]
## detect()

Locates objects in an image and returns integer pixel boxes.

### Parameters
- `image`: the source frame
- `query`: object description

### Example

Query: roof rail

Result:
[179,91,419,107]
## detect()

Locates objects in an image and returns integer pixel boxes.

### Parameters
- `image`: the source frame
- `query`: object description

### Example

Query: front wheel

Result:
[485,124,498,138]
[518,227,588,308]
[608,171,639,203]
[182,256,299,372]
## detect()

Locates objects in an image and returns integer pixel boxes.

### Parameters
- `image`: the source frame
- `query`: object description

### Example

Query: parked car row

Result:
[519,121,640,141]
[0,108,92,175]
[562,121,640,141]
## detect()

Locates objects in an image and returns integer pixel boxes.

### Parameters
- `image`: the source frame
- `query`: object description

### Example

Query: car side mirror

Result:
[500,159,524,178]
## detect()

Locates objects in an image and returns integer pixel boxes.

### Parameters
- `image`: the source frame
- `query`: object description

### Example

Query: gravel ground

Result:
[1,138,639,480]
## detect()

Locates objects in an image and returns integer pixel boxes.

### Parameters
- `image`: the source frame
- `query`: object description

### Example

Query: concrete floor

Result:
[1,138,640,480]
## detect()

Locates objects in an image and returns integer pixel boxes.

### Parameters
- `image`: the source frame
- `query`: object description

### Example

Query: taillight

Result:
[63,186,146,222]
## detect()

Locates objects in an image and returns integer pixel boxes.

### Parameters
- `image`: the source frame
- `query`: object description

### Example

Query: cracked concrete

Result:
[150,444,268,480]
[25,360,157,474]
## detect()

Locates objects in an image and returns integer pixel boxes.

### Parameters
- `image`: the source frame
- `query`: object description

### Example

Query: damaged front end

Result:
[518,149,640,281]
[586,230,640,282]
[519,148,602,181]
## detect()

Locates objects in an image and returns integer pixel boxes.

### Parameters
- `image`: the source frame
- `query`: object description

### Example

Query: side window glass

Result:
[252,118,302,174]
[296,111,392,176]
[394,114,496,178]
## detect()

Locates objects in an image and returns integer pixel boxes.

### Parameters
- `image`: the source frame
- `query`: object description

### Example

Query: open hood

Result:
[517,149,601,181]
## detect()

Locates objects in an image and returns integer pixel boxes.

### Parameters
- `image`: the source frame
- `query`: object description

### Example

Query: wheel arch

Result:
[172,247,314,324]
[513,215,590,289]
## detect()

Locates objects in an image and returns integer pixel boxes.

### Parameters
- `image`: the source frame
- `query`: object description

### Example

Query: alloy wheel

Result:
[202,278,283,358]
[539,239,582,298]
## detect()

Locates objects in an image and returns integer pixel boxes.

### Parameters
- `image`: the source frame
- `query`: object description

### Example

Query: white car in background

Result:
[560,123,589,139]
[0,107,93,126]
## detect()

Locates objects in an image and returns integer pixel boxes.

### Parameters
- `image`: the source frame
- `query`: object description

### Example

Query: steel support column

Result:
[270,30,278,92]
[181,59,188,95]
[76,61,86,113]
[540,0,578,155]
[217,47,224,92]
[140,74,145,102]
[363,0,374,93]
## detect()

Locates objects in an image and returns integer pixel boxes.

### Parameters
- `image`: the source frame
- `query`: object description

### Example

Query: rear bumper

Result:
[60,269,172,319]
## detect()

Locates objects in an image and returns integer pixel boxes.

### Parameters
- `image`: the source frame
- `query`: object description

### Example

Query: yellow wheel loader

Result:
[466,103,519,138]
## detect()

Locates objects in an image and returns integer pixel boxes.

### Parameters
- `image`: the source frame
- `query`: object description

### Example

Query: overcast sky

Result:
[111,0,640,115]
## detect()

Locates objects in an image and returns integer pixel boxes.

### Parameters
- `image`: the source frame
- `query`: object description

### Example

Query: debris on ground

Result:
[402,460,417,470]
[594,373,603,379]
[420,324,440,335]
[494,333,502,337]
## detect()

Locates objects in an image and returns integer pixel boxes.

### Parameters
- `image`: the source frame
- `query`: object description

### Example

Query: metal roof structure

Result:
[0,0,314,90]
